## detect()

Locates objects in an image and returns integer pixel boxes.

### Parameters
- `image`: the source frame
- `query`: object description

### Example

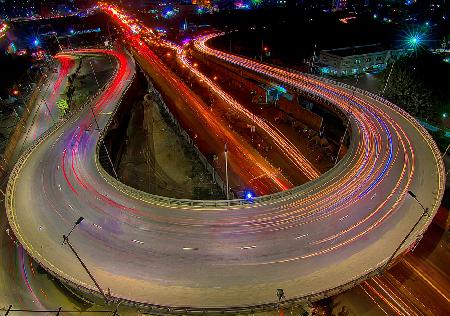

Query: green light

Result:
[443,113,448,119]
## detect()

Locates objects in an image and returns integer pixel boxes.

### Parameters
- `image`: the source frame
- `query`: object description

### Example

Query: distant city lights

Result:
[0,23,8,39]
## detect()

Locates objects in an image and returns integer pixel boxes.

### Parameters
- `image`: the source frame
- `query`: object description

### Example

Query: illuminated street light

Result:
[442,113,448,119]
[33,38,40,47]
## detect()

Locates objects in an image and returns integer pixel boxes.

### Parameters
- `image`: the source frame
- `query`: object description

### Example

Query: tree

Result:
[383,57,432,119]
[381,52,450,122]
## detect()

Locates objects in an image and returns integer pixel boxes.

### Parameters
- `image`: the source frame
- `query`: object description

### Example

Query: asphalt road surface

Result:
[6,17,446,314]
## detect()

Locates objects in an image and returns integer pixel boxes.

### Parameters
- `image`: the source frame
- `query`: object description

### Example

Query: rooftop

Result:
[321,44,398,57]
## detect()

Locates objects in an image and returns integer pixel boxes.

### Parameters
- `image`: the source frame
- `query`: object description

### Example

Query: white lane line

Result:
[58,184,62,191]
[339,215,349,221]
[295,234,308,239]
[93,223,102,230]
[132,239,144,244]
[239,245,256,250]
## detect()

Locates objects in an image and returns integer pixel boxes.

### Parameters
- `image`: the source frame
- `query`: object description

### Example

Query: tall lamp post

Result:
[381,190,430,272]
[224,143,229,200]
[62,217,109,303]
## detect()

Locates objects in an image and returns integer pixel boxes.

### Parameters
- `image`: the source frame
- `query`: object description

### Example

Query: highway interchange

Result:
[4,4,447,313]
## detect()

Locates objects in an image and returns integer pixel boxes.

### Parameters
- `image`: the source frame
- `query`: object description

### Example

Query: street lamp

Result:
[224,143,229,200]
[62,217,109,303]
[63,216,84,241]
[380,190,429,272]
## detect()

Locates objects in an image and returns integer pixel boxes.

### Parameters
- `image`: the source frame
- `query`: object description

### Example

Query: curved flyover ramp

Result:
[6,43,445,313]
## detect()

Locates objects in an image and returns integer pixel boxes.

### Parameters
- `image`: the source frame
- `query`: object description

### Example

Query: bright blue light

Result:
[69,29,74,34]
[33,39,40,46]
[408,35,421,47]
[244,190,255,201]
[277,86,287,94]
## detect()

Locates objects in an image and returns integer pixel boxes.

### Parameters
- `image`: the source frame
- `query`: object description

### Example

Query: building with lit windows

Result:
[318,44,406,76]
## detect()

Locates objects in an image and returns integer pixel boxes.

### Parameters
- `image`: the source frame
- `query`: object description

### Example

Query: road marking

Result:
[132,239,144,244]
[295,234,308,239]
[182,247,199,251]
[239,245,256,250]
[58,184,62,191]
[93,223,102,230]
[339,215,349,221]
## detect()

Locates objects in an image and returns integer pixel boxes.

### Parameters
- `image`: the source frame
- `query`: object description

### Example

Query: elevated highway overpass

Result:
[5,26,445,315]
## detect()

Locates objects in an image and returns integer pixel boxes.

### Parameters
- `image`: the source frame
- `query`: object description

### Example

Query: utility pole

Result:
[380,190,429,272]
[224,143,229,200]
